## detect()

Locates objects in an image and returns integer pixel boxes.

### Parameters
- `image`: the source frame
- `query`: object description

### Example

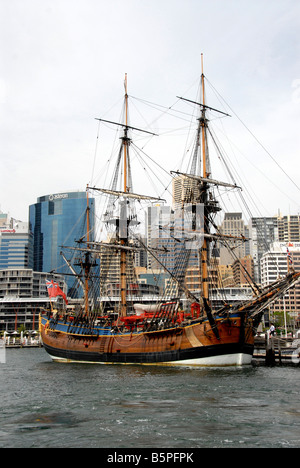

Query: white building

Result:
[0,269,66,332]
[260,242,300,318]
[249,216,278,284]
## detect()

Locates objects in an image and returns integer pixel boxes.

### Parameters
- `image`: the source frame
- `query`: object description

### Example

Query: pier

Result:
[253,335,300,366]
[2,332,42,349]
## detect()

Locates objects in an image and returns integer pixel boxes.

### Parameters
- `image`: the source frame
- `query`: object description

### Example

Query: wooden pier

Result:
[253,335,300,367]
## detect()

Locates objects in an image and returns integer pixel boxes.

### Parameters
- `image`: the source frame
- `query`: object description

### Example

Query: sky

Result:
[1,0,300,224]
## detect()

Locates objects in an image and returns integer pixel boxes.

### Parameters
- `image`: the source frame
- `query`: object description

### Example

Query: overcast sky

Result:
[1,0,300,223]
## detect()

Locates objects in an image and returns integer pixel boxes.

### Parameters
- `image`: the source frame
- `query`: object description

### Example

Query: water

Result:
[0,348,300,449]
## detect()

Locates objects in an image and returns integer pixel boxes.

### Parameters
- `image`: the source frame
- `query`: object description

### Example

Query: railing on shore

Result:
[2,335,42,348]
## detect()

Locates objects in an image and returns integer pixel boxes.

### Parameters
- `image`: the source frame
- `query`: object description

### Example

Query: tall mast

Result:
[85,185,90,316]
[120,74,129,317]
[200,54,210,302]
[176,56,227,304]
[94,76,157,318]
[124,73,129,193]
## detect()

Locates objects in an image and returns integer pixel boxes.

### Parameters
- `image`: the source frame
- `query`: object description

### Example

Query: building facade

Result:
[172,175,199,210]
[249,216,278,284]
[0,223,33,270]
[0,269,66,331]
[218,213,248,265]
[277,215,300,243]
[232,255,254,287]
[29,191,95,294]
[147,205,177,272]
[260,242,300,321]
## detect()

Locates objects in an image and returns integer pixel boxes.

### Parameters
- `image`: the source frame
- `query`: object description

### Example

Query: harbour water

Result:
[0,348,300,449]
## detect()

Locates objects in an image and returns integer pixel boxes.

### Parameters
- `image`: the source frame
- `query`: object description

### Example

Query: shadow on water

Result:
[13,411,80,433]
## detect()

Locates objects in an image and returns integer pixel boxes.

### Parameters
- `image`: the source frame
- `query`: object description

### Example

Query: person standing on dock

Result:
[269,324,276,337]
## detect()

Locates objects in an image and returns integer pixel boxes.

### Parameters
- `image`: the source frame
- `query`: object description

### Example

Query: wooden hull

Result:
[40,313,255,367]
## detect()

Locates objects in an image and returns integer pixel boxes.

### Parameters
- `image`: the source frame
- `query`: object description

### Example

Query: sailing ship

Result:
[39,60,300,366]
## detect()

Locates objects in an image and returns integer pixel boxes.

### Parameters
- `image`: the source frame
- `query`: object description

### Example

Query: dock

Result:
[2,334,42,349]
[253,335,300,367]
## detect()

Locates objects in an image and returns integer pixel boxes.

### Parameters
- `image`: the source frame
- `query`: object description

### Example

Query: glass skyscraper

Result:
[29,191,96,294]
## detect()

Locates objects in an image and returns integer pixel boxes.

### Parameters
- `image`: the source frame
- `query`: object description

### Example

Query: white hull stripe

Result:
[49,352,253,367]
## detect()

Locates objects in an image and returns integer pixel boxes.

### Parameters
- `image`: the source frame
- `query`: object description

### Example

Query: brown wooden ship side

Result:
[40,314,254,365]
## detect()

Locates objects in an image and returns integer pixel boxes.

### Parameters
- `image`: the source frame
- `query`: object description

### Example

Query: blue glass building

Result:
[29,191,96,295]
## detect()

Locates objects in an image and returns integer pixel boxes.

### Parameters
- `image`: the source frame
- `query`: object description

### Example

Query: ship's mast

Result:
[93,76,158,318]
[200,54,210,302]
[120,74,129,317]
[85,185,90,316]
[175,56,234,307]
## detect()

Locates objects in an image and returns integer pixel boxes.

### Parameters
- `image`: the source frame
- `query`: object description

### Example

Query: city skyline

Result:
[1,191,299,235]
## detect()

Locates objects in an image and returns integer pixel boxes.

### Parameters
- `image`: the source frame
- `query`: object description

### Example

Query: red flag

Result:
[46,280,68,304]
[287,248,293,265]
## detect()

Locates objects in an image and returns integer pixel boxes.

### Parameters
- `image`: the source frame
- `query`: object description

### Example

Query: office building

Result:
[249,214,300,284]
[249,216,278,284]
[232,255,254,287]
[260,242,300,318]
[0,268,66,332]
[0,222,33,270]
[147,205,177,272]
[277,214,300,243]
[29,191,95,294]
[172,175,199,209]
[218,213,248,265]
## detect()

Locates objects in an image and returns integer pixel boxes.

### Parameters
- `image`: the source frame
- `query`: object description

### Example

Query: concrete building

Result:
[172,175,199,210]
[219,213,248,265]
[0,222,33,270]
[147,205,177,272]
[0,269,66,331]
[249,213,300,285]
[249,216,278,284]
[278,214,300,243]
[232,255,254,287]
[260,242,300,320]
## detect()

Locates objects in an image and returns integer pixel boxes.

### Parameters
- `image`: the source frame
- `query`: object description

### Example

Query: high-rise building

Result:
[249,216,278,284]
[0,222,33,270]
[249,214,300,284]
[219,213,248,265]
[172,175,199,209]
[147,205,177,272]
[232,255,254,287]
[260,242,300,319]
[277,214,300,243]
[29,191,95,293]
